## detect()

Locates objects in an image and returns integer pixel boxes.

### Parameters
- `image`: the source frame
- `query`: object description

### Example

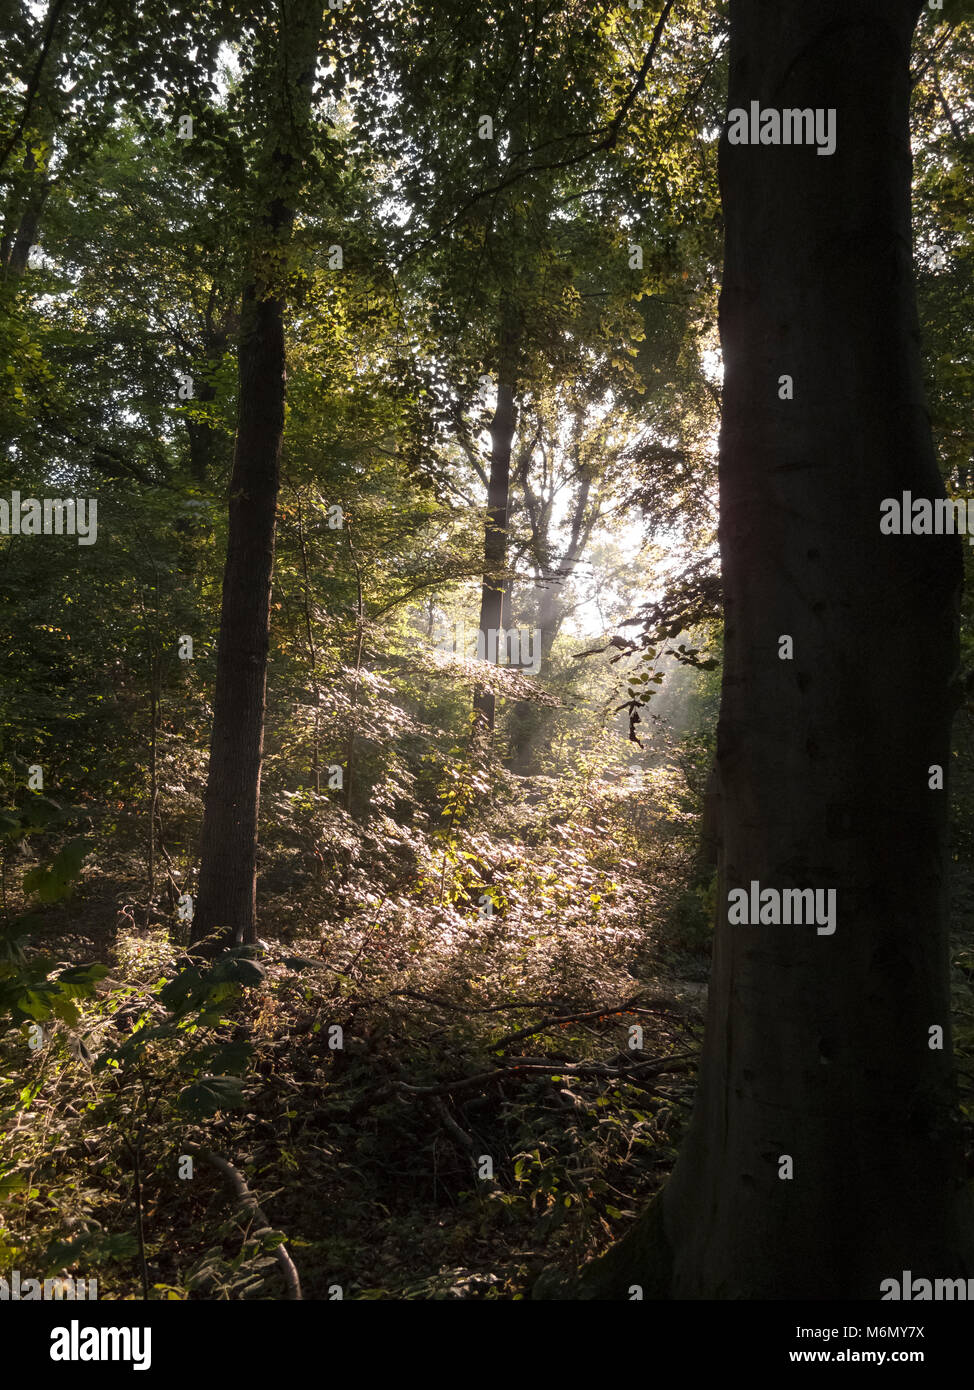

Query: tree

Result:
[570,0,973,1299]
[374,1,686,737]
[505,390,616,772]
[191,1,324,950]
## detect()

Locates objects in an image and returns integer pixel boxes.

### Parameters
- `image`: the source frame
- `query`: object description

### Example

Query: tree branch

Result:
[410,0,676,250]
[195,1147,302,1300]
[0,0,68,177]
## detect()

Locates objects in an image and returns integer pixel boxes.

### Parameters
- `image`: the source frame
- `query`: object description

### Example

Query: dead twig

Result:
[395,1052,696,1100]
[490,997,645,1051]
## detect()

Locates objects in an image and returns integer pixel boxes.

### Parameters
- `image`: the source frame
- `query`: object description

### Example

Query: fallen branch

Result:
[490,997,645,1051]
[395,1052,697,1100]
[430,1095,476,1152]
[395,988,578,1015]
[195,1148,302,1300]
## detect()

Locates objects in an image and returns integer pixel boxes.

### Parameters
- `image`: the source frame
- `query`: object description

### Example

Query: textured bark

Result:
[191,284,286,949]
[192,2,321,950]
[576,0,972,1299]
[694,760,721,880]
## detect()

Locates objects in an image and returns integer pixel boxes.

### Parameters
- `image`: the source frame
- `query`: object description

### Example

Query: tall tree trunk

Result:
[191,0,321,951]
[684,759,722,891]
[508,471,593,772]
[574,0,972,1299]
[3,179,48,278]
[473,325,518,734]
[1,137,52,280]
[506,578,562,773]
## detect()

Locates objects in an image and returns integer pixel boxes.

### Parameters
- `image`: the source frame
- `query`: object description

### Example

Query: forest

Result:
[1,0,973,1328]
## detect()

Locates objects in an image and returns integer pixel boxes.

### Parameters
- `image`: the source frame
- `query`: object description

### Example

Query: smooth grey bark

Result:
[572,0,972,1299]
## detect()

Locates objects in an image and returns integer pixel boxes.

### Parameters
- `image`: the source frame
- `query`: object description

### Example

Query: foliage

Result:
[0,0,971,1300]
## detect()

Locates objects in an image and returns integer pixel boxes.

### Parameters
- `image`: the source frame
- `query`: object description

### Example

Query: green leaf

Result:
[42,1230,138,1271]
[192,1040,254,1074]
[157,965,206,1012]
[16,988,53,1021]
[49,994,81,1025]
[54,963,110,997]
[0,1169,29,1200]
[256,1230,287,1250]
[22,838,90,902]
[176,1075,246,1117]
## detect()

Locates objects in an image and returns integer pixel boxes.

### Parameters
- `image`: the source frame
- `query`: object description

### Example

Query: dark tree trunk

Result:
[693,759,721,882]
[191,285,286,949]
[573,0,972,1299]
[1,142,51,279]
[191,2,321,950]
[4,183,47,277]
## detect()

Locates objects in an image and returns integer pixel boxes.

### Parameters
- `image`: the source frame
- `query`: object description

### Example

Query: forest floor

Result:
[2,854,973,1300]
